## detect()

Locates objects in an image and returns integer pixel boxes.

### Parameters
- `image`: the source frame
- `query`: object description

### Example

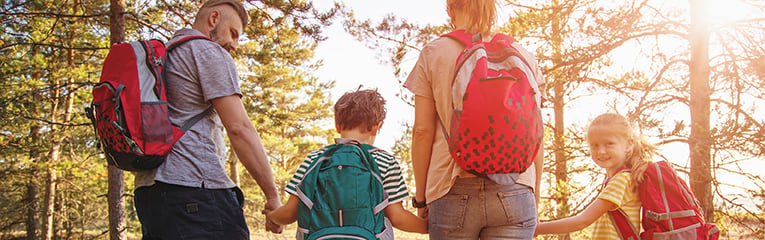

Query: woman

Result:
[403,0,545,239]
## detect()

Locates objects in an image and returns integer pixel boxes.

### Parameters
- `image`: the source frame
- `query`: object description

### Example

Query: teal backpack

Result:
[296,141,389,240]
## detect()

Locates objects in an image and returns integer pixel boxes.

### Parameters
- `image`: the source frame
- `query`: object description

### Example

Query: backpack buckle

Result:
[645,210,662,222]
[152,57,164,66]
[111,121,125,133]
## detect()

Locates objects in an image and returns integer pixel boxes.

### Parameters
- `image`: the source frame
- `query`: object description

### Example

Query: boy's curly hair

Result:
[334,89,386,133]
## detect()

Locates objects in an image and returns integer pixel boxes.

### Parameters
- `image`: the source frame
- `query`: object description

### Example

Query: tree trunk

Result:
[108,0,127,239]
[43,144,58,240]
[42,76,62,240]
[108,166,126,240]
[25,182,39,240]
[688,0,714,222]
[551,0,570,239]
[26,125,41,240]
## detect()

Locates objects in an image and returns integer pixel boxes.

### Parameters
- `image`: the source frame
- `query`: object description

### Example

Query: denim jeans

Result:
[134,181,249,240]
[428,177,537,240]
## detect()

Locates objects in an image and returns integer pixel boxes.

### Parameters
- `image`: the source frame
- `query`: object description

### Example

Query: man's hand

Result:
[263,198,283,233]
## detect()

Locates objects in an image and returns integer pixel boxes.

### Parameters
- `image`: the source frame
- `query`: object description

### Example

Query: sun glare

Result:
[700,0,751,25]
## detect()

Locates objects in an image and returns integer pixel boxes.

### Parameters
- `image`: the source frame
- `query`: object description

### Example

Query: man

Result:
[133,0,282,239]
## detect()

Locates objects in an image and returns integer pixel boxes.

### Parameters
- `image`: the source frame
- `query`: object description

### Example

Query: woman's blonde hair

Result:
[588,113,656,191]
[447,0,496,36]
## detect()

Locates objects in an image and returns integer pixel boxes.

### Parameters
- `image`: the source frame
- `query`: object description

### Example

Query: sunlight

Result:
[699,0,751,26]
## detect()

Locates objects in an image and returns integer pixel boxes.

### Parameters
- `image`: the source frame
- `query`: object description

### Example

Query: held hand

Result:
[417,206,429,219]
[264,212,282,234]
[263,198,283,234]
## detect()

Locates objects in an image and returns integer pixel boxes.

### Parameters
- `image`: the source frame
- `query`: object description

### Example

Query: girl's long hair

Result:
[447,0,496,36]
[588,113,656,191]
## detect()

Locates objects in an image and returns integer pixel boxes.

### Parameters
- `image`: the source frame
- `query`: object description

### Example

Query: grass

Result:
[250,224,429,240]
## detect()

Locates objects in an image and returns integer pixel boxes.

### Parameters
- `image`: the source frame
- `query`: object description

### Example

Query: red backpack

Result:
[609,161,720,240]
[85,36,211,171]
[439,30,543,175]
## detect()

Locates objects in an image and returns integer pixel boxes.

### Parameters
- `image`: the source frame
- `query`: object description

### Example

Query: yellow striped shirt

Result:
[592,171,642,239]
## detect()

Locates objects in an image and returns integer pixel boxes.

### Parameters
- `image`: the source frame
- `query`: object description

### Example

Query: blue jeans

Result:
[134,181,249,240]
[428,177,537,239]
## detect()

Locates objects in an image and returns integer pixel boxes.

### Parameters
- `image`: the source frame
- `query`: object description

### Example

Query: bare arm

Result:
[267,195,299,225]
[384,202,428,233]
[534,145,543,205]
[534,77,546,206]
[534,198,615,236]
[411,95,437,217]
[212,95,281,231]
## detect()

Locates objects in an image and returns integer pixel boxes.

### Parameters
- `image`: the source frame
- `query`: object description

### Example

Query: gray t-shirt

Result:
[135,29,241,189]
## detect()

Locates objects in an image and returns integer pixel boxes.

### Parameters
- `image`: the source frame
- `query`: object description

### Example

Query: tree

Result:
[502,1,679,237]
[1,0,110,239]
[107,1,128,239]
[0,0,339,238]
[688,0,713,222]
[612,1,765,233]
[233,1,340,228]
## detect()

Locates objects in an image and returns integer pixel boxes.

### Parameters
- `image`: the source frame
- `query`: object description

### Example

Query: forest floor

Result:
[251,224,428,240]
[250,218,763,240]
[1,216,760,239]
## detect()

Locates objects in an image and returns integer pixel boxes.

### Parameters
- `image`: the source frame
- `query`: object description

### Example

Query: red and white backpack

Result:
[608,161,720,240]
[440,30,543,175]
[85,36,210,171]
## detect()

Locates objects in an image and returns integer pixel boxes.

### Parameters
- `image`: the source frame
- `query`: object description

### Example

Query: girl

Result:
[535,113,655,239]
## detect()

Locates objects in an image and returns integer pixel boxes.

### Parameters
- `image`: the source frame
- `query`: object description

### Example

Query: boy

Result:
[266,89,427,238]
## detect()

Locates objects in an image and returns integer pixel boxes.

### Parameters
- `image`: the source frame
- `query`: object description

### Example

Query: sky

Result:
[311,0,450,151]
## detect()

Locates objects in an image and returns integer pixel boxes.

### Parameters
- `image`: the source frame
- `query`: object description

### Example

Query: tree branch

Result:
[0,11,108,19]
[20,116,90,127]
[0,42,107,52]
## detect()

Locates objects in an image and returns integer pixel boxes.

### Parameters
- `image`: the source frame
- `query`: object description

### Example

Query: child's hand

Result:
[418,206,429,234]
[262,207,283,234]
[417,206,429,219]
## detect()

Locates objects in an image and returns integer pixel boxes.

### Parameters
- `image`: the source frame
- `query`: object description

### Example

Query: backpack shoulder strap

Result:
[295,144,339,210]
[353,142,389,216]
[163,35,214,131]
[166,35,212,53]
[608,208,640,239]
[179,107,213,131]
[443,29,474,46]
[604,169,638,239]
[435,30,472,150]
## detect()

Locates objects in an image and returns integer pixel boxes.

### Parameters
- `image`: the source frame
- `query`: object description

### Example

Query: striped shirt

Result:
[592,171,642,239]
[285,141,410,206]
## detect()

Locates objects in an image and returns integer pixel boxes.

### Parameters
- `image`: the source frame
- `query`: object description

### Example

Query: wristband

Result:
[411,197,427,208]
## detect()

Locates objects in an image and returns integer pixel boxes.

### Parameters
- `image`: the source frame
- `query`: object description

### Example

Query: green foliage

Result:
[234,3,339,218]
[390,123,413,185]
[0,0,339,237]
[1,0,110,236]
